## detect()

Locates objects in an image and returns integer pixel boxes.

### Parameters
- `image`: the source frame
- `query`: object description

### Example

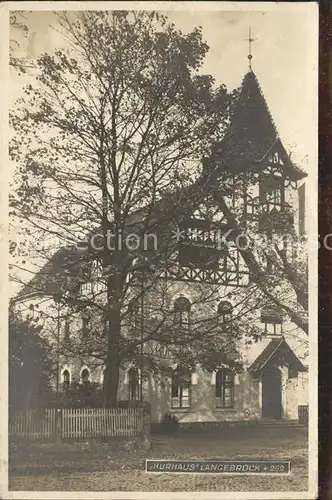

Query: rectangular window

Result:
[259,177,284,210]
[171,386,191,409]
[171,370,191,409]
[264,322,282,336]
[81,282,93,293]
[266,188,281,205]
[128,369,140,401]
[215,371,234,408]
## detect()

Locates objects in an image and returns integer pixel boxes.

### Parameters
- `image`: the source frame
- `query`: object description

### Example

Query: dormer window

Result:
[174,296,191,328]
[266,188,281,206]
[261,308,283,336]
[259,176,284,211]
[263,322,282,336]
[217,301,233,325]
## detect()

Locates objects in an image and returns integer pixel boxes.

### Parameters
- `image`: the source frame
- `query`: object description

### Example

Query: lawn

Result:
[9,426,308,492]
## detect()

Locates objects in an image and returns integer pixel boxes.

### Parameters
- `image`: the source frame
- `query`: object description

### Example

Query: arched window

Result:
[128,368,140,401]
[174,296,191,328]
[215,369,234,408]
[62,369,70,386]
[128,298,140,331]
[218,301,233,324]
[81,368,90,384]
[171,367,191,409]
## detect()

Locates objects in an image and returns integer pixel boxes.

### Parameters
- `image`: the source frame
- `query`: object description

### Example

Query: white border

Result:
[8,1,318,13]
[0,2,9,499]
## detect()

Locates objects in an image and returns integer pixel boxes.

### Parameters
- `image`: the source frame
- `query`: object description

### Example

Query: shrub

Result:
[161,412,179,433]
[117,400,151,412]
[54,381,104,408]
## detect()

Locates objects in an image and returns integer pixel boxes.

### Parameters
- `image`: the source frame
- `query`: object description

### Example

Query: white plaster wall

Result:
[117,366,261,424]
[285,377,299,419]
[297,371,309,406]
[279,366,288,419]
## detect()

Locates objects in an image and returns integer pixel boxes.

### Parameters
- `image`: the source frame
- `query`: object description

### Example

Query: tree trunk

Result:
[99,137,123,407]
[104,297,121,407]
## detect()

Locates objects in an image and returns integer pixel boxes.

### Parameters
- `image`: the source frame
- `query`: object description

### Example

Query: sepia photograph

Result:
[4,1,317,498]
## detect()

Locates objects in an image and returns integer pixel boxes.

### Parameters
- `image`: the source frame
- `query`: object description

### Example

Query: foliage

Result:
[160,412,179,433]
[10,10,236,404]
[57,380,104,408]
[10,12,34,74]
[10,10,308,406]
[9,309,54,411]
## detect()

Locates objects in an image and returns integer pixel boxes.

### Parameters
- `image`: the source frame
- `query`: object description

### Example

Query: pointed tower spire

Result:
[245,26,257,71]
[212,70,307,181]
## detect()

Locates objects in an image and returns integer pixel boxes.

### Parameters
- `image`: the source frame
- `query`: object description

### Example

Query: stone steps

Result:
[257,419,306,427]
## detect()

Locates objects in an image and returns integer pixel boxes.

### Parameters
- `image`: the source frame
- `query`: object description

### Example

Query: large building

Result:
[12,65,309,426]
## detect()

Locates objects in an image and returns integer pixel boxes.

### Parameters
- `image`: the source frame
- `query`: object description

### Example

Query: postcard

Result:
[2,2,318,499]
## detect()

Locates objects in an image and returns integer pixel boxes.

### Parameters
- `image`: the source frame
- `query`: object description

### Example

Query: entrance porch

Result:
[248,338,307,421]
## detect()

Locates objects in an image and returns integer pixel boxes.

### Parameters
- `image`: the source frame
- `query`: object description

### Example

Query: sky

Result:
[10,5,317,170]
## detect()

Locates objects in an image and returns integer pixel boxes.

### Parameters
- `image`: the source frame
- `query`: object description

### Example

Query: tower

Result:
[169,61,307,289]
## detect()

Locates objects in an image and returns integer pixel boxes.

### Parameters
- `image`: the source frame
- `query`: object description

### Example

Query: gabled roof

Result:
[258,138,306,181]
[12,207,153,303]
[214,71,307,181]
[12,246,83,303]
[12,203,178,303]
[248,337,307,374]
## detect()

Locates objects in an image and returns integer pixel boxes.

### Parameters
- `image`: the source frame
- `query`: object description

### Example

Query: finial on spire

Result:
[245,26,257,71]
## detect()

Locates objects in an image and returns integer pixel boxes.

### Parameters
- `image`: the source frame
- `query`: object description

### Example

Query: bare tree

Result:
[10,12,36,73]
[10,11,235,405]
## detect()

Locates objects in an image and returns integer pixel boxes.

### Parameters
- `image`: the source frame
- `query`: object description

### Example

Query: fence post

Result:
[55,408,62,441]
[141,406,151,450]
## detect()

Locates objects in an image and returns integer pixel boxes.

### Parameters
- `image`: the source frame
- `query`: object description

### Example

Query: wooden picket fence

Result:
[298,405,308,425]
[9,409,57,440]
[62,408,143,438]
[9,407,144,440]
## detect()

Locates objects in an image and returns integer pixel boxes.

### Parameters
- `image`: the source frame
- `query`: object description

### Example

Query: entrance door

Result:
[261,367,282,419]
